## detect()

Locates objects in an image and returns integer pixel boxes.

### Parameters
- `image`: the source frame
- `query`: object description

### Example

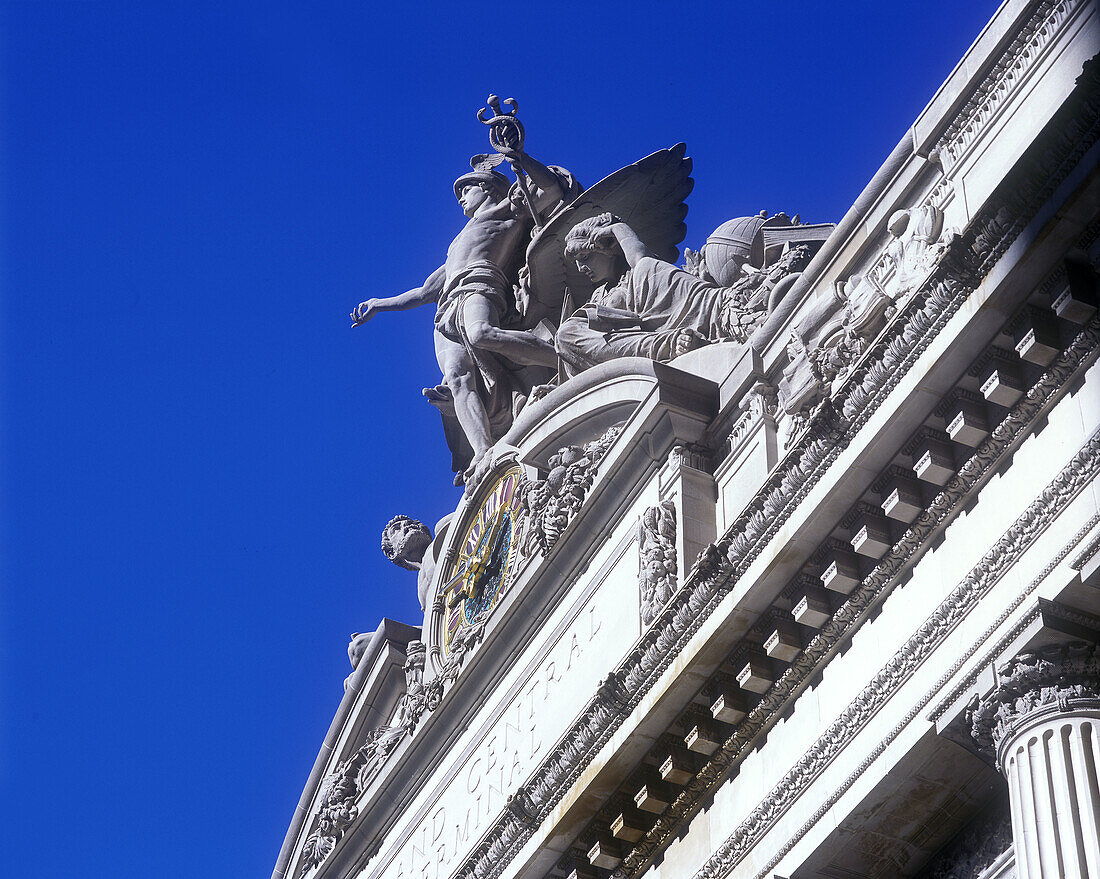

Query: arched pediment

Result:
[504,357,719,469]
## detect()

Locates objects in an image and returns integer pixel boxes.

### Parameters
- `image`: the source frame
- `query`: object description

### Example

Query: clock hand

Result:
[448,539,494,609]
[483,506,505,561]
[467,508,503,583]
[443,567,465,590]
[478,515,511,594]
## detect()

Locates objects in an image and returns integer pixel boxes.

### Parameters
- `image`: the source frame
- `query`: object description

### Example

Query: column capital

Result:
[967,640,1100,759]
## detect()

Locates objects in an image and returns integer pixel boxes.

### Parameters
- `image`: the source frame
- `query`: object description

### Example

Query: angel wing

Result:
[520,144,694,328]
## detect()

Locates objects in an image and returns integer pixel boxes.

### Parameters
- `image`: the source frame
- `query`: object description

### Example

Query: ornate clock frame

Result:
[426,460,525,668]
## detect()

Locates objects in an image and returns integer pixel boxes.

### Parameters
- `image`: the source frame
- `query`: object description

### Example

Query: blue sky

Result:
[1,2,999,876]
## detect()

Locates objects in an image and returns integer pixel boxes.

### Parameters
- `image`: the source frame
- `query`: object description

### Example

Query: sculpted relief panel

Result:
[777,204,957,444]
[639,500,677,627]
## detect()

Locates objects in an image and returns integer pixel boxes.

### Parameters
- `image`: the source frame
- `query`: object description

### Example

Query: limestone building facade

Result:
[276,2,1100,878]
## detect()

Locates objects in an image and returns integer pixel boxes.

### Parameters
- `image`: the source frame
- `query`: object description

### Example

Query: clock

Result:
[438,463,524,656]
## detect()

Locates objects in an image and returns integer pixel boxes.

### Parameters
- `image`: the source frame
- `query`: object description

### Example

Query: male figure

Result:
[380,515,433,571]
[352,151,579,484]
[380,514,440,610]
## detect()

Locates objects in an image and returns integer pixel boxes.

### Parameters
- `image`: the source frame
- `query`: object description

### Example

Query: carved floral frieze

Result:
[518,424,624,558]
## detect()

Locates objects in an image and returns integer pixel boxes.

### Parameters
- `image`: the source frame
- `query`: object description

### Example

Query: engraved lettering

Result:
[453,808,471,852]
[588,603,602,640]
[565,632,581,671]
[465,757,482,794]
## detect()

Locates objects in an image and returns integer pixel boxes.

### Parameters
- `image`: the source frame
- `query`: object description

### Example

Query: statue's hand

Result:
[351,299,380,327]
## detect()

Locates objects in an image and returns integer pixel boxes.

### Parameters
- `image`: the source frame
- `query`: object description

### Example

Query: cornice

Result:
[705,426,1100,879]
[445,57,1100,879]
[622,315,1100,879]
[933,0,1088,167]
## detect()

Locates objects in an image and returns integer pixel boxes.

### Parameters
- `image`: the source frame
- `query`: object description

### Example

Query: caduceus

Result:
[477,94,543,229]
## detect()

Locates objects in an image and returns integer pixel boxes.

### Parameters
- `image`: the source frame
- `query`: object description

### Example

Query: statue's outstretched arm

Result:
[609,222,653,269]
[351,264,445,327]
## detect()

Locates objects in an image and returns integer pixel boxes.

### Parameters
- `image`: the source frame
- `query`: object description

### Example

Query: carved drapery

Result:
[967,641,1100,879]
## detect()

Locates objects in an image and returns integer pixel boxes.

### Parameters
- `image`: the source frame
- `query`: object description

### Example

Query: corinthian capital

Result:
[967,640,1100,757]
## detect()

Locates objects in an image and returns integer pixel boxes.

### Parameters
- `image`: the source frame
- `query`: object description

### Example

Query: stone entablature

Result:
[275,3,1100,879]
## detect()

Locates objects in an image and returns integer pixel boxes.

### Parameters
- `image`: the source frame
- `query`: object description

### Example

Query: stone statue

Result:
[351,146,579,485]
[554,215,717,372]
[380,515,433,571]
[381,514,443,610]
[554,215,811,376]
[347,109,783,482]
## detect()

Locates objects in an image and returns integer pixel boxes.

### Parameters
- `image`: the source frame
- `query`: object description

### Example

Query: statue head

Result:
[888,209,910,239]
[381,515,433,571]
[454,153,510,207]
[565,213,625,285]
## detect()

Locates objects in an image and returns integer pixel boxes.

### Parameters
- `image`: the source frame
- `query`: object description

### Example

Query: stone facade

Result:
[276,4,1100,879]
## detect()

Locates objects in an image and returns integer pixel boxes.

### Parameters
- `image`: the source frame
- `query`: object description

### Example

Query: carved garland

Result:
[441,54,1100,879]
[518,424,624,558]
[639,500,677,627]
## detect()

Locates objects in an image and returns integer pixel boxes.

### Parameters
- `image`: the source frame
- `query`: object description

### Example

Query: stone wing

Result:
[521,144,694,327]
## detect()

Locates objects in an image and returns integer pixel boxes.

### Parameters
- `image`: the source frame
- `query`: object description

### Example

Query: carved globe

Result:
[703,212,794,285]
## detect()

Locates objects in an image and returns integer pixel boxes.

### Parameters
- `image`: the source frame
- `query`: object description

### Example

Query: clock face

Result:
[440,464,524,656]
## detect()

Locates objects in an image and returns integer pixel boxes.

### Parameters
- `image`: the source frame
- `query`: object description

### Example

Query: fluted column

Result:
[969,641,1100,879]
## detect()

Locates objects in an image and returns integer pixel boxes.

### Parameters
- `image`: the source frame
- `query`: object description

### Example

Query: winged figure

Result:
[519,143,694,331]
